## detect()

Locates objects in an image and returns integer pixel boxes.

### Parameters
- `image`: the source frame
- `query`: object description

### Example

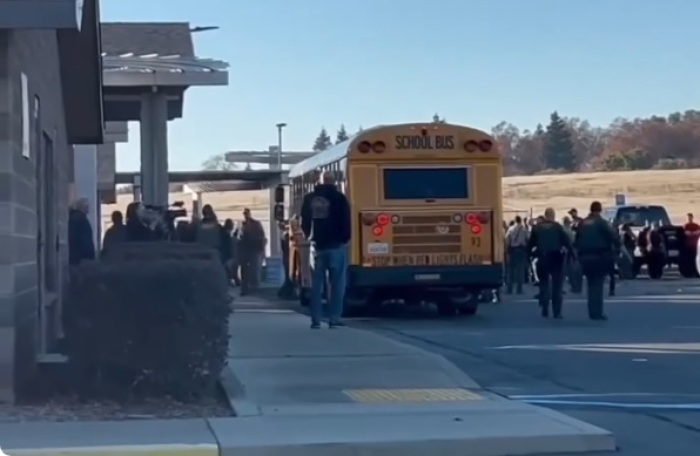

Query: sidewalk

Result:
[0,294,617,456]
[216,294,617,455]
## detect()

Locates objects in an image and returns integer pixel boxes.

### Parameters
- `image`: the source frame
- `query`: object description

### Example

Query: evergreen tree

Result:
[201,154,238,170]
[543,112,576,171]
[432,113,446,123]
[312,127,333,152]
[335,124,349,144]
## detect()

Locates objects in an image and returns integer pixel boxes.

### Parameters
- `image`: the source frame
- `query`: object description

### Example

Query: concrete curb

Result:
[370,334,482,390]
[219,361,262,417]
[0,406,616,456]
[6,443,218,455]
[0,419,219,456]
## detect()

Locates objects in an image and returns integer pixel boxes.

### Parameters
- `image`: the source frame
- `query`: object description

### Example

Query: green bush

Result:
[64,253,231,401]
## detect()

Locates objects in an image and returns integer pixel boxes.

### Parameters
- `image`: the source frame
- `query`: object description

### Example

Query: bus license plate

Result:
[367,242,389,255]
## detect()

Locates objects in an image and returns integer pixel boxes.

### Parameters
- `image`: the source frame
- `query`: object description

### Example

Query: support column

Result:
[139,91,169,207]
[191,191,202,221]
[73,145,99,249]
[268,186,279,257]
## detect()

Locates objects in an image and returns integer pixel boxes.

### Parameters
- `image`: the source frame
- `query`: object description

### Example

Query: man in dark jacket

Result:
[195,204,232,266]
[68,198,96,265]
[101,210,127,256]
[575,201,620,320]
[301,170,351,329]
[528,208,573,319]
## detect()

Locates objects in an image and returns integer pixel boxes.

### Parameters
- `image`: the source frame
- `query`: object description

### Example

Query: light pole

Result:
[275,122,287,170]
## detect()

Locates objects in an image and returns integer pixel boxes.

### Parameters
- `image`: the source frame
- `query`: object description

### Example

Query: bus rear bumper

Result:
[347,264,503,290]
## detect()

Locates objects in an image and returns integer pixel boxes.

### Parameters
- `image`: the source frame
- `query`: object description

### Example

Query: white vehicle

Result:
[603,205,673,279]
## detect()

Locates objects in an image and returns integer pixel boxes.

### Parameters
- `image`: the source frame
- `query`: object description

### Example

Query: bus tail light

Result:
[478,211,491,224]
[391,214,400,224]
[372,226,384,236]
[376,213,390,226]
[361,213,376,225]
[358,141,372,153]
[372,141,386,153]
[465,212,479,225]
[471,224,482,234]
[464,140,479,152]
[478,140,493,152]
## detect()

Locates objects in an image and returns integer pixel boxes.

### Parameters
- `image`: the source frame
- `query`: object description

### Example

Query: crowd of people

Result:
[66,178,700,329]
[503,206,700,320]
[504,203,619,320]
[68,199,268,296]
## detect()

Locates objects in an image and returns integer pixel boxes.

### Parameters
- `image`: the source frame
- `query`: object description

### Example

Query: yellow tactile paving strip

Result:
[343,388,484,403]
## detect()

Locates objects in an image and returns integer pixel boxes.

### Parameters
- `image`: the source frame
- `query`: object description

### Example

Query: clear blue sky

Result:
[101,0,699,171]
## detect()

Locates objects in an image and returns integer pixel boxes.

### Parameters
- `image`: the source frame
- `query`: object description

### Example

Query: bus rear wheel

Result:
[435,298,458,316]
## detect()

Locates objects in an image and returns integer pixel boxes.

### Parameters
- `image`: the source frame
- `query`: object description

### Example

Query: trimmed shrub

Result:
[64,251,231,401]
[101,241,220,262]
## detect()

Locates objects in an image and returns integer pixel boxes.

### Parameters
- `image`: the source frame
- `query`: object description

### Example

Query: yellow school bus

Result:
[281,122,504,315]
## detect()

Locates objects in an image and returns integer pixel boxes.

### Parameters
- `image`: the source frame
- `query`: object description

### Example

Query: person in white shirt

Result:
[505,216,530,294]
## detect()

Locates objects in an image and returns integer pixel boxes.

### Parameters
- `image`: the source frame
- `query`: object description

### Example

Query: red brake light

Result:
[465,212,478,224]
[376,213,390,226]
[361,213,376,226]
[464,140,479,152]
[372,226,384,236]
[471,224,482,234]
[372,141,386,153]
[478,211,490,224]
[358,141,372,153]
[478,140,493,152]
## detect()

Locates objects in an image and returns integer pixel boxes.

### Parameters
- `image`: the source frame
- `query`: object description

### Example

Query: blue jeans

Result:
[310,245,348,324]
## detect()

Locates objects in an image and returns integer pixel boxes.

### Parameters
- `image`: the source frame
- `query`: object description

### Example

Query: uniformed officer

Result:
[528,208,573,319]
[575,201,621,320]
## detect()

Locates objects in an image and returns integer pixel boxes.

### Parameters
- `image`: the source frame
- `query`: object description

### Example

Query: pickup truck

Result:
[602,205,695,278]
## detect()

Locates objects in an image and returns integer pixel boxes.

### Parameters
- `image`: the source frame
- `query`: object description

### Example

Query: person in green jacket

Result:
[575,201,621,321]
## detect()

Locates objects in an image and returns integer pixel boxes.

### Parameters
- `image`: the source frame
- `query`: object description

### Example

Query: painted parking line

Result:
[508,393,700,411]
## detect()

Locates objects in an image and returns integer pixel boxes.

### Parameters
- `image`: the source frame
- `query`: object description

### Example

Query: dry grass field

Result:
[101,169,700,236]
[502,169,700,222]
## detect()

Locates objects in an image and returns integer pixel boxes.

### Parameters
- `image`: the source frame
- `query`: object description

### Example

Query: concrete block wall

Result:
[0,29,72,402]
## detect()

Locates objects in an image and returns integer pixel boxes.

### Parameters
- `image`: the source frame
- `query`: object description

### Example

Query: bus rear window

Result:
[616,206,671,227]
[383,167,469,200]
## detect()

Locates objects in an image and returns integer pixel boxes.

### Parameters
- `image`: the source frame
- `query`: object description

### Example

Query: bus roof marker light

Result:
[478,140,493,152]
[372,141,386,153]
[464,140,479,152]
[358,141,372,153]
